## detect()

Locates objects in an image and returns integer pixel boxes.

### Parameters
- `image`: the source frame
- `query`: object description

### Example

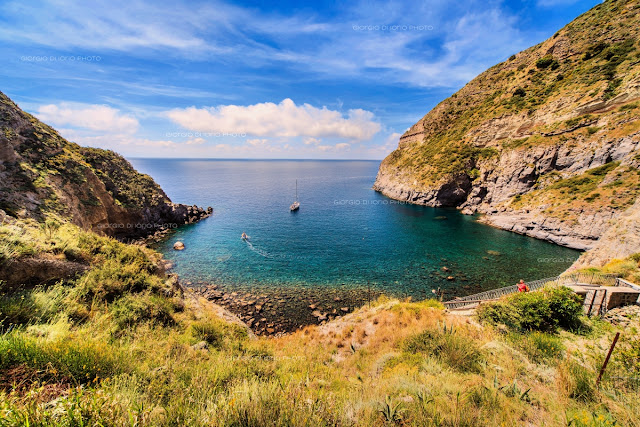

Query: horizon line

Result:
[126,157,384,161]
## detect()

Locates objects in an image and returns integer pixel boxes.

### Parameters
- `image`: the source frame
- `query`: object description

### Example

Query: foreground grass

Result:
[1,220,639,426]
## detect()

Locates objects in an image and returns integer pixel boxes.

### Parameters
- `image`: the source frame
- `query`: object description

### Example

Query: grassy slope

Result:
[381,0,640,190]
[1,220,639,426]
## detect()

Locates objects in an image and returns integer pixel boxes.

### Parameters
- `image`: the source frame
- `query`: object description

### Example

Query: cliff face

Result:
[0,91,211,239]
[375,0,640,260]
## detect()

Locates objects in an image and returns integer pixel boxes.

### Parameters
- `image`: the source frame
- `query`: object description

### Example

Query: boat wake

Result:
[245,241,273,258]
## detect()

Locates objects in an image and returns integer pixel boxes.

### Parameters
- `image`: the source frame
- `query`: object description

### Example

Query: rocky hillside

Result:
[0,91,211,239]
[375,0,640,260]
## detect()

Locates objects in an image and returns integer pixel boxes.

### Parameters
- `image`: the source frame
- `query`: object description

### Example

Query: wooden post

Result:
[596,332,620,387]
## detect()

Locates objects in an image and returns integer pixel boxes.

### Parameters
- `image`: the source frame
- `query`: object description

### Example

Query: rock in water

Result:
[173,241,185,250]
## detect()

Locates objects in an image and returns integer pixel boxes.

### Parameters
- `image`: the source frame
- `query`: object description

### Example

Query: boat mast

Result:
[295,179,298,202]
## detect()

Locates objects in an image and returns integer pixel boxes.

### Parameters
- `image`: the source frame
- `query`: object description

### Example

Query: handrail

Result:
[443,272,627,309]
[617,278,640,291]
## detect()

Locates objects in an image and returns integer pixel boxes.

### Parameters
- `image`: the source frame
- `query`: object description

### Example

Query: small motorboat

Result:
[241,232,249,240]
[290,179,300,211]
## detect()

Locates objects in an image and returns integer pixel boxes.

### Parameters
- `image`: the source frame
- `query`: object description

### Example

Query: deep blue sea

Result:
[129,159,580,303]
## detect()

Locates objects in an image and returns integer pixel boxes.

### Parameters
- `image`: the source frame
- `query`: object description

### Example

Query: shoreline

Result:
[372,183,594,252]
[191,282,385,336]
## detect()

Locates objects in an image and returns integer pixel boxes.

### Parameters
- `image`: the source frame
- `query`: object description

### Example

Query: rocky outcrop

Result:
[375,132,640,249]
[570,198,640,268]
[0,256,89,289]
[0,91,212,239]
[375,0,640,259]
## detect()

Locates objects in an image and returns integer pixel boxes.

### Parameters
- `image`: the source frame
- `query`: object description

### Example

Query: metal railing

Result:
[443,272,620,310]
[617,278,640,291]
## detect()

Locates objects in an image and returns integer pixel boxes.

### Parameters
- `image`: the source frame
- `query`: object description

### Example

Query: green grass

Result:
[402,323,485,372]
[507,331,565,362]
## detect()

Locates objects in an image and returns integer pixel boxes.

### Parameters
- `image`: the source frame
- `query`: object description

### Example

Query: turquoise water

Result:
[130,159,580,300]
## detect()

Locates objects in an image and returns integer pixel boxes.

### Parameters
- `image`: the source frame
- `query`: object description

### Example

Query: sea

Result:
[129,159,579,328]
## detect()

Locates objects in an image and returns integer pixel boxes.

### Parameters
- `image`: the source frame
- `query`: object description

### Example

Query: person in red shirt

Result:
[517,279,530,292]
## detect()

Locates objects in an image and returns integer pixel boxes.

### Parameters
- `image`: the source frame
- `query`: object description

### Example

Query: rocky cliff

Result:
[0,91,212,239]
[375,0,640,263]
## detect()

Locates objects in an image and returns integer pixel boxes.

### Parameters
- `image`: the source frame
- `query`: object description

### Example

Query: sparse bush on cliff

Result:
[535,56,559,70]
[111,292,177,330]
[513,87,526,97]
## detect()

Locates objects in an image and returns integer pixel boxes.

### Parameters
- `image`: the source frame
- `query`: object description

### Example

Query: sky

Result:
[0,0,601,160]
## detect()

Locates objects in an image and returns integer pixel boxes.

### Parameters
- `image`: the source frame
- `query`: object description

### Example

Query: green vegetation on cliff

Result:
[0,91,209,238]
[375,0,640,255]
[382,0,640,188]
[378,0,640,207]
[508,161,640,223]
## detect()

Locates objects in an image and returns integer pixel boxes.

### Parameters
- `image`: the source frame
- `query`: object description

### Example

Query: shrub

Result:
[191,321,225,347]
[0,285,69,328]
[536,56,559,69]
[510,291,555,331]
[477,286,583,332]
[583,42,609,60]
[586,126,600,135]
[403,325,485,372]
[513,87,526,97]
[111,293,176,330]
[616,336,640,375]
[544,286,583,330]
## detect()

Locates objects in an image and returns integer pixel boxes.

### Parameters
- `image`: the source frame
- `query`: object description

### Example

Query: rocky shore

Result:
[192,283,384,336]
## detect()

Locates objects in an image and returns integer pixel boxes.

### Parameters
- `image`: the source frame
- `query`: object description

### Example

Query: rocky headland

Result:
[375,0,640,266]
[0,91,212,241]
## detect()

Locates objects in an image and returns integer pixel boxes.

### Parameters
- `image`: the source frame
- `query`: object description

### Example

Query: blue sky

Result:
[0,0,601,159]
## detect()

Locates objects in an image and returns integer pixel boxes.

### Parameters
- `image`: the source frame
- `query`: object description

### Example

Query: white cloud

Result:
[303,137,322,145]
[246,138,269,147]
[317,143,351,152]
[0,0,224,53]
[385,132,402,146]
[35,103,139,134]
[167,99,381,141]
[185,137,206,145]
[0,0,543,90]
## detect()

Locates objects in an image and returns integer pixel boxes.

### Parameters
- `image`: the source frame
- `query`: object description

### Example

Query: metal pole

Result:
[596,332,620,387]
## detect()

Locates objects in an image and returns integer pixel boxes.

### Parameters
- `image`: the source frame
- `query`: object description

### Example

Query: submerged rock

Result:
[173,241,185,250]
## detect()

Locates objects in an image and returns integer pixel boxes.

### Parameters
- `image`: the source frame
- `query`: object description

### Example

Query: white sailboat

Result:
[290,179,300,211]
